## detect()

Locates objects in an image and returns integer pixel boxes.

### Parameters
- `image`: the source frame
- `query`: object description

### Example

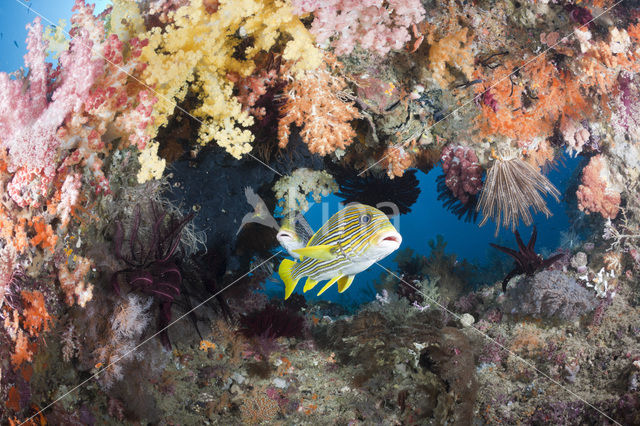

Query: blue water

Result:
[266,157,579,305]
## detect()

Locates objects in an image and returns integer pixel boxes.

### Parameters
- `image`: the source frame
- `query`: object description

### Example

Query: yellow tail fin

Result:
[278,259,300,300]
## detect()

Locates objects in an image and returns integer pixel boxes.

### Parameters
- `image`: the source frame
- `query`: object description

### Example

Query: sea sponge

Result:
[505,270,597,321]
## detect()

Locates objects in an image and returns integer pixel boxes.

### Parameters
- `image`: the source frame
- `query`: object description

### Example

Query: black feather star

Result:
[435,174,479,223]
[490,226,563,292]
[328,162,421,215]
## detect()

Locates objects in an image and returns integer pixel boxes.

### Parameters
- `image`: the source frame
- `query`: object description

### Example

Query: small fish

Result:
[276,213,315,259]
[14,41,19,48]
[236,187,278,235]
[278,204,402,299]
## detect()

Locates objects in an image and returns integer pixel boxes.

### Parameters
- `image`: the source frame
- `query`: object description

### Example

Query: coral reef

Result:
[3,0,640,423]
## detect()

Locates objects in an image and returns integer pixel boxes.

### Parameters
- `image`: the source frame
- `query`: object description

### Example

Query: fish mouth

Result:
[376,230,402,249]
[277,230,296,244]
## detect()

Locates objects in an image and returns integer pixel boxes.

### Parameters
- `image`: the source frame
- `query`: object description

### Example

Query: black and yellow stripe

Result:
[291,204,390,280]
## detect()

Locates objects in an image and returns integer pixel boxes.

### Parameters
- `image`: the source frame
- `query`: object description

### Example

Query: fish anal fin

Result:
[316,275,342,296]
[337,275,355,293]
[278,259,300,300]
[293,244,337,261]
[303,277,319,292]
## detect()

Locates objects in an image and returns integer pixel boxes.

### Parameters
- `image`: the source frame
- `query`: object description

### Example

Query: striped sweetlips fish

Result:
[276,213,315,260]
[277,203,402,299]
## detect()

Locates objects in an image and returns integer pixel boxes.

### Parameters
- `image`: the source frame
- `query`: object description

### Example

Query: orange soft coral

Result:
[4,307,35,367]
[0,213,28,255]
[21,290,52,337]
[475,56,590,146]
[380,146,413,178]
[11,331,34,367]
[576,155,621,219]
[525,139,556,171]
[278,60,359,156]
[29,216,57,253]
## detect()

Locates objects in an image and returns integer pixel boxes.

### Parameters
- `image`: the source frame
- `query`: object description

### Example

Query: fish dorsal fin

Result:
[316,275,343,296]
[337,275,355,293]
[303,277,319,292]
[293,244,337,261]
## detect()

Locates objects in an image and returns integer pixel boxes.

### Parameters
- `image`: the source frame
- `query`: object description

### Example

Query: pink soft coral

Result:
[0,18,102,180]
[576,155,621,219]
[561,118,590,157]
[293,0,425,56]
[440,145,483,204]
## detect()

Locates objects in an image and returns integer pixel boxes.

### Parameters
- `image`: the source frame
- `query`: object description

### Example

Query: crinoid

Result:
[490,226,563,292]
[111,203,194,349]
[328,162,420,215]
[478,156,560,235]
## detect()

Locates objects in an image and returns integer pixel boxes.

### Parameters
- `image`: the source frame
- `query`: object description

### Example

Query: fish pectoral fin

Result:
[316,275,343,296]
[303,277,319,293]
[293,244,337,261]
[278,259,300,300]
[337,275,355,293]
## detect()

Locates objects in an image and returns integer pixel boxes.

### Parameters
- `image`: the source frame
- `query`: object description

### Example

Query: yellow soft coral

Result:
[273,168,338,214]
[43,19,69,59]
[109,0,145,42]
[137,141,166,183]
[428,27,475,87]
[141,0,321,159]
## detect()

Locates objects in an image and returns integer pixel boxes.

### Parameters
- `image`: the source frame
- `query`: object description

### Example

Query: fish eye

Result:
[360,214,371,224]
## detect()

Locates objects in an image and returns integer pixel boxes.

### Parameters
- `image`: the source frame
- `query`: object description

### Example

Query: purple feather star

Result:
[490,226,563,292]
[111,204,193,349]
